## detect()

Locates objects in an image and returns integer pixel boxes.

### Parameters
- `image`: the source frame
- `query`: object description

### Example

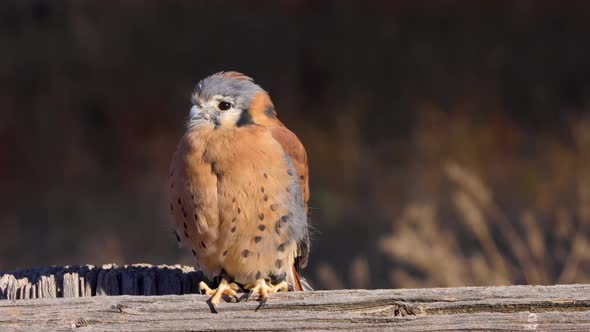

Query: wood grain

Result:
[1,265,589,331]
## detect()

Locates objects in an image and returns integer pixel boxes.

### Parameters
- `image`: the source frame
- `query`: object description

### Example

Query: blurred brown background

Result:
[2,1,590,289]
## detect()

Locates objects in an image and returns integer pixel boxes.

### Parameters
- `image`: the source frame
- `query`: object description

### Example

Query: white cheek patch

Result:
[219,109,242,127]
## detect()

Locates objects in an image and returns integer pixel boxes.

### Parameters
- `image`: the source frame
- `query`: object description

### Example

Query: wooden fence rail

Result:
[1,264,589,331]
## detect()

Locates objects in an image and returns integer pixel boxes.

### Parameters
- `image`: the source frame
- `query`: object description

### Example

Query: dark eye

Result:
[218,101,231,111]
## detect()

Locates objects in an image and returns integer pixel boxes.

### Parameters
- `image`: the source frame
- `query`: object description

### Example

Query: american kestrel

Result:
[169,71,311,312]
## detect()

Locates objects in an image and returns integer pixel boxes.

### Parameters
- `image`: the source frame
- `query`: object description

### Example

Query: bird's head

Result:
[188,71,279,129]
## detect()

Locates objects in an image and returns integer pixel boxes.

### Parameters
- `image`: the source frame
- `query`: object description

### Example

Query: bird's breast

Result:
[177,126,303,284]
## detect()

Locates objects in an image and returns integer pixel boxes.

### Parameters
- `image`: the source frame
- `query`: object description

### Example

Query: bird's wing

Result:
[270,126,310,272]
[270,126,309,211]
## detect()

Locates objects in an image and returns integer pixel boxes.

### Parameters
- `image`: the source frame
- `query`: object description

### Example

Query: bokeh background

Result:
[2,1,590,289]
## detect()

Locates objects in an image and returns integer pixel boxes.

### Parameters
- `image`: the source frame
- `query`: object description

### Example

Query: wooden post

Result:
[1,265,589,330]
[1,264,204,299]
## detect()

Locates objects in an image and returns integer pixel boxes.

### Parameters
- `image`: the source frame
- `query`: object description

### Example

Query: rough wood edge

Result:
[0,264,206,300]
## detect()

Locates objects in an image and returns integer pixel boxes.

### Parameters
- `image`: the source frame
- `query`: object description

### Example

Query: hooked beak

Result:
[189,105,205,121]
[188,105,220,127]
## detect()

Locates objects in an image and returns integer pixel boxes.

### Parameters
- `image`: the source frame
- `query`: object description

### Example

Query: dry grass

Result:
[313,113,590,289]
[379,159,590,287]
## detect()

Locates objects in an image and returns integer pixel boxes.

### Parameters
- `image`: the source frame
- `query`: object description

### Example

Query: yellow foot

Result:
[199,278,239,313]
[242,279,289,311]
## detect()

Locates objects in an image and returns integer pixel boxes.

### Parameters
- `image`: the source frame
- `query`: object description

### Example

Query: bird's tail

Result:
[290,265,314,291]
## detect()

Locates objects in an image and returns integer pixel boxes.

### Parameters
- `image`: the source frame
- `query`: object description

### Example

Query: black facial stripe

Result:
[213,116,221,129]
[264,105,276,118]
[236,108,254,127]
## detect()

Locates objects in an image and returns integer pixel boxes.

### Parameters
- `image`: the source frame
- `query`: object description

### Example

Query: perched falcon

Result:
[169,71,311,312]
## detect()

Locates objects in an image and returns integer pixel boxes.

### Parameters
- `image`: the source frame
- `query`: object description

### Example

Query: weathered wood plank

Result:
[0,284,589,331]
[2,266,589,330]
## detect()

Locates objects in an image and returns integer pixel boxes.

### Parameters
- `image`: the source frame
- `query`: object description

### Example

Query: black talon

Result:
[255,297,267,312]
[239,289,254,302]
[207,299,219,314]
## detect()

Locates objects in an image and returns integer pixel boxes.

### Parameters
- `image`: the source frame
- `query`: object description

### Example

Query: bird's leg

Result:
[242,278,289,310]
[199,278,239,313]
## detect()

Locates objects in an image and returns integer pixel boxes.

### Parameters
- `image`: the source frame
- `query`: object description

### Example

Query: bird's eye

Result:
[218,101,232,111]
